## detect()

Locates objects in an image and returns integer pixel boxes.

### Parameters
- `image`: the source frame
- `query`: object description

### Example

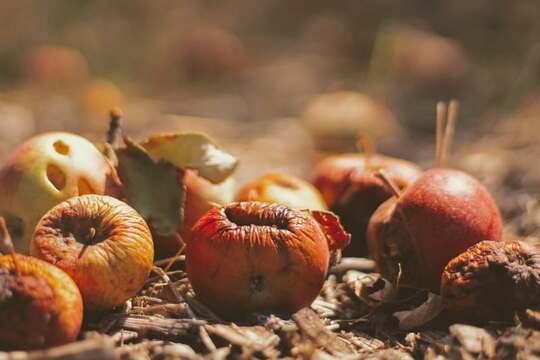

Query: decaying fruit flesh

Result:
[186,201,349,318]
[236,173,327,211]
[30,194,154,310]
[441,240,540,321]
[0,254,83,350]
[312,152,422,255]
[0,132,120,253]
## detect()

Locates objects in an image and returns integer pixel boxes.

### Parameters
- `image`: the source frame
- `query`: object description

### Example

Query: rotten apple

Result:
[367,168,503,291]
[0,254,83,350]
[0,132,121,253]
[312,153,422,255]
[186,201,350,318]
[236,173,327,211]
[30,194,154,310]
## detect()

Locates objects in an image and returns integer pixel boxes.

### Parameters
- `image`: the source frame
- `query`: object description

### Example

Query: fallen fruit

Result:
[0,254,83,350]
[441,240,540,321]
[186,201,350,318]
[312,152,422,255]
[0,132,121,253]
[236,173,327,211]
[30,194,154,310]
[367,168,503,291]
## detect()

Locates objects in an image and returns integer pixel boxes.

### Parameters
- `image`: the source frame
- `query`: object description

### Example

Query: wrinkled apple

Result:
[31,194,154,310]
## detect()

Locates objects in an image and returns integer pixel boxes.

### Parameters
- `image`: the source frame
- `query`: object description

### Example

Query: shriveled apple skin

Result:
[0,132,119,253]
[0,254,83,350]
[186,202,330,318]
[30,195,154,310]
[312,153,422,256]
[236,173,327,211]
[368,168,503,291]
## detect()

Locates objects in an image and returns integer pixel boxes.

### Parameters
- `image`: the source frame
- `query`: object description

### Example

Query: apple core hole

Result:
[46,164,66,191]
[224,206,289,230]
[53,140,70,155]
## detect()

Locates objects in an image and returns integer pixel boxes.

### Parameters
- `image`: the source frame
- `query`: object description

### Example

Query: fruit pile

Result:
[0,103,539,357]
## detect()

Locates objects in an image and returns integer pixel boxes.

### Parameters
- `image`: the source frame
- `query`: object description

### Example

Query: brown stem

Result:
[440,100,459,167]
[0,216,19,274]
[107,107,124,147]
[375,169,402,198]
[436,101,447,167]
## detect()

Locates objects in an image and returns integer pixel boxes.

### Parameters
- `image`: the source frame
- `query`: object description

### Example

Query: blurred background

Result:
[1,0,540,187]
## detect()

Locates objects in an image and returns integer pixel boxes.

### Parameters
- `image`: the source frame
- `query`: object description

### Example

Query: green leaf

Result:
[141,132,238,184]
[116,137,185,236]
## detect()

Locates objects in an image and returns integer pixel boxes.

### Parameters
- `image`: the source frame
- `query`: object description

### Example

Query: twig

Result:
[375,170,402,198]
[436,101,447,167]
[107,107,123,146]
[440,100,459,167]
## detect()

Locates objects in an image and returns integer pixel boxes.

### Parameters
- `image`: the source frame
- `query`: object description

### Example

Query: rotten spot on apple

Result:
[186,201,350,319]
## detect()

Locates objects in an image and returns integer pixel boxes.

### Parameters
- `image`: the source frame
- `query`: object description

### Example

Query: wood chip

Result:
[292,308,354,355]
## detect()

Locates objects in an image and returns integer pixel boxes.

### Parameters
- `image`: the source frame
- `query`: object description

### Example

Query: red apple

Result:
[312,153,422,255]
[236,173,327,211]
[367,168,503,291]
[0,132,121,253]
[186,201,350,318]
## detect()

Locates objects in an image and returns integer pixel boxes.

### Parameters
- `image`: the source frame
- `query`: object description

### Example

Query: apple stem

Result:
[0,217,15,256]
[357,135,376,169]
[376,169,402,198]
[107,107,124,147]
[435,101,447,167]
[0,217,19,274]
[163,234,186,273]
[440,100,459,167]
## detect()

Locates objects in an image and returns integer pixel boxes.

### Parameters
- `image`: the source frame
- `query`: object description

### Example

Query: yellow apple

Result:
[0,132,120,253]
[236,173,327,211]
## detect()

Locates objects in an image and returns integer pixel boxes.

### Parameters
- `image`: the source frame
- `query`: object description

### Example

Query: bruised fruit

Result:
[30,195,154,310]
[236,173,327,211]
[312,153,422,255]
[441,240,540,321]
[0,132,121,253]
[367,168,503,291]
[186,201,350,318]
[0,254,83,350]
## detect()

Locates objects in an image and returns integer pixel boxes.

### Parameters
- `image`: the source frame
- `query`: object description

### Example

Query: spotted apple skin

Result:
[368,168,503,291]
[30,195,154,310]
[0,254,83,350]
[186,201,333,318]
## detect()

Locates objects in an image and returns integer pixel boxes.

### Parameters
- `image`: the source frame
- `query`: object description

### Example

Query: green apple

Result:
[0,132,119,253]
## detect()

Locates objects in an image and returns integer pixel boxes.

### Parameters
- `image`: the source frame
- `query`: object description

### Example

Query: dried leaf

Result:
[393,293,445,330]
[343,271,394,305]
[141,132,238,184]
[310,210,351,251]
[116,138,185,236]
